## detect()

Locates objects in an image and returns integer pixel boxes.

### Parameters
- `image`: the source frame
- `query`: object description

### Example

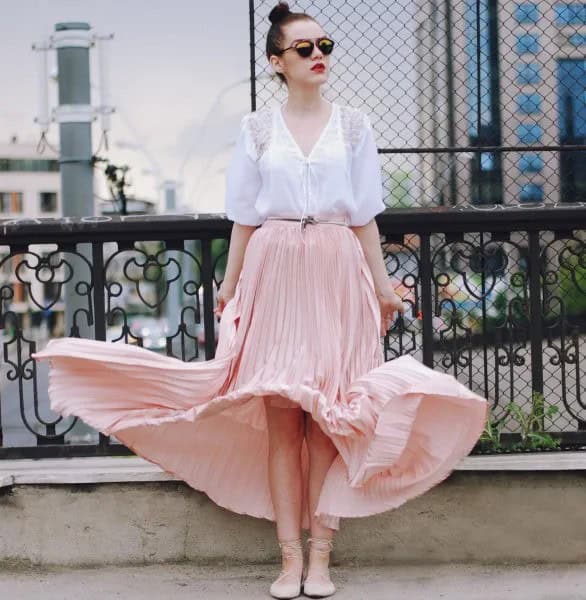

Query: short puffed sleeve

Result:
[349,111,386,226]
[224,114,264,226]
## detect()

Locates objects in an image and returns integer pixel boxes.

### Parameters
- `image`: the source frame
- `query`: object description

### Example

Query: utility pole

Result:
[54,22,94,217]
[53,22,95,340]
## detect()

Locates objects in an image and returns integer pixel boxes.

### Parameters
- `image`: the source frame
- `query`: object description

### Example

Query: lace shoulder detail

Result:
[244,107,273,160]
[339,105,366,150]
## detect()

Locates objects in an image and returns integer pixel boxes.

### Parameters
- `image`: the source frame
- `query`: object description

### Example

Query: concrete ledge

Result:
[0,474,13,487]
[0,456,181,488]
[1,454,585,568]
[1,452,585,489]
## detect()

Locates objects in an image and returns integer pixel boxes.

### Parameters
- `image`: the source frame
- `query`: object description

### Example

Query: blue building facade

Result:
[464,1,586,203]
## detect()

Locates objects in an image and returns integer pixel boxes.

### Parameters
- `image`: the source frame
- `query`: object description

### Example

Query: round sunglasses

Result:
[278,36,335,58]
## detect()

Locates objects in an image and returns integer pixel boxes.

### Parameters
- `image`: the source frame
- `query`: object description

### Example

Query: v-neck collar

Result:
[277,101,337,161]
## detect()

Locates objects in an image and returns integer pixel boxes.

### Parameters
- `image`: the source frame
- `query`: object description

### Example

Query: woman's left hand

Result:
[376,285,406,336]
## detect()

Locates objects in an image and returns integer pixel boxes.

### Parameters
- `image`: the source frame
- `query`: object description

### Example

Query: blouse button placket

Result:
[300,157,311,236]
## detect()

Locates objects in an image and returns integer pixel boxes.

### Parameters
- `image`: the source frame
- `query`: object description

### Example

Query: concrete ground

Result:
[1,562,585,599]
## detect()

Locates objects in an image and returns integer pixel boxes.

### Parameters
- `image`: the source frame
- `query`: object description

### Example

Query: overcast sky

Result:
[0,0,260,214]
[0,0,415,215]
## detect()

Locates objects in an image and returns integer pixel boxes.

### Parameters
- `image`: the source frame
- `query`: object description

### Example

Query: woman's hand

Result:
[216,223,257,321]
[376,284,406,336]
[349,220,407,336]
[214,281,236,321]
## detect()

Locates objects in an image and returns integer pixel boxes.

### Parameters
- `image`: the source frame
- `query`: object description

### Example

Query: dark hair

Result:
[266,2,315,86]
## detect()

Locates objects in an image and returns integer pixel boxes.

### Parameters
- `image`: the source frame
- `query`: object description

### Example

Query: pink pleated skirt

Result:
[31,216,489,531]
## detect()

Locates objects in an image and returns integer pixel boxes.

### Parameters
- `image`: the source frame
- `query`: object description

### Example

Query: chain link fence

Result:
[249,1,586,449]
[250,0,586,207]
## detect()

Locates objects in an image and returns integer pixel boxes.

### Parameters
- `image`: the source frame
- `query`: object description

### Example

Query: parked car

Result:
[128,316,171,352]
[105,316,171,353]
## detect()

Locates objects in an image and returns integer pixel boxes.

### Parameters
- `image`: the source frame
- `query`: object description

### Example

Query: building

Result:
[0,138,157,336]
[416,0,586,205]
[0,139,62,334]
[0,137,60,217]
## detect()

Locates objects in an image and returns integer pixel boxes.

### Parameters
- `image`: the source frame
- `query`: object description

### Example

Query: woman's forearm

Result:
[222,222,258,291]
[350,218,395,295]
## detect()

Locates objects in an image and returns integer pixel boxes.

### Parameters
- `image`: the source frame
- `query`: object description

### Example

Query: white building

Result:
[0,138,62,334]
[0,137,60,218]
[0,137,157,337]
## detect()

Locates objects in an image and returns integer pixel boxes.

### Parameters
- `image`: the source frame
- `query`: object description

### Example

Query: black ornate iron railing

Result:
[1,0,585,457]
[0,205,584,458]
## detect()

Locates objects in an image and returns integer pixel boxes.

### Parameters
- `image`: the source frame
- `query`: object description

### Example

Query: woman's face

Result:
[270,20,331,87]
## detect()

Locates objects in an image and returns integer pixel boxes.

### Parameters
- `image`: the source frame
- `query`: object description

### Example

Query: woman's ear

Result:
[269,55,284,78]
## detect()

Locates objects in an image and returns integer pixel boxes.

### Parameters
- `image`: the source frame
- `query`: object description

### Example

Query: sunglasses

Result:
[279,36,335,58]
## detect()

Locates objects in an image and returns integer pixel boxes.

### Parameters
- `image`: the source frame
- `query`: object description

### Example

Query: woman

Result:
[32,2,489,599]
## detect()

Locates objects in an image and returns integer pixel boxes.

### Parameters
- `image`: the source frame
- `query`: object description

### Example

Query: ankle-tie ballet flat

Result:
[269,538,304,599]
[303,537,336,598]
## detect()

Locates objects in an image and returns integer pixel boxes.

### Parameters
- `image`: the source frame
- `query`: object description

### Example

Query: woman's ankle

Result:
[278,538,304,571]
[306,537,333,574]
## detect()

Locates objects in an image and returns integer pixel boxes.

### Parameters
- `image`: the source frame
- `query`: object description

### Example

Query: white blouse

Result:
[224,101,386,227]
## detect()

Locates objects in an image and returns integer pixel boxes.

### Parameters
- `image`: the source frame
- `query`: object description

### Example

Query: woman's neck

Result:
[282,89,327,115]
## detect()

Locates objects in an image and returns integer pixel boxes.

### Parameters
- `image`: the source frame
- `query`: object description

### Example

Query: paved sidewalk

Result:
[1,562,585,599]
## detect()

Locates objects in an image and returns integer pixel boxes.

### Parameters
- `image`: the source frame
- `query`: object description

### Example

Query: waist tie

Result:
[265,215,350,232]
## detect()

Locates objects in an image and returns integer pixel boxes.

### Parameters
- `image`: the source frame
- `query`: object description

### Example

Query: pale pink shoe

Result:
[269,538,304,599]
[303,537,336,598]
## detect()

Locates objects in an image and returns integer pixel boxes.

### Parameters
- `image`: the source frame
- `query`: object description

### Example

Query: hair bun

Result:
[268,1,291,25]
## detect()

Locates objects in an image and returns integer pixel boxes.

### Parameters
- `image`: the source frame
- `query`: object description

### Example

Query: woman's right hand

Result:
[214,281,236,321]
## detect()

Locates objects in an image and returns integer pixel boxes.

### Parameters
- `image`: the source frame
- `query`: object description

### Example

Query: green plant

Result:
[478,403,506,451]
[506,391,560,451]
[556,250,586,317]
[478,391,561,452]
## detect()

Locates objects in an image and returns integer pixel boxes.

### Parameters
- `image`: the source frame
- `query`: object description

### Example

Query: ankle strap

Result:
[307,537,334,553]
[278,538,303,558]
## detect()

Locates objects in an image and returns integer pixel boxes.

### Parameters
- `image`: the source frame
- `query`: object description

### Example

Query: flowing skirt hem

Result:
[33,339,488,532]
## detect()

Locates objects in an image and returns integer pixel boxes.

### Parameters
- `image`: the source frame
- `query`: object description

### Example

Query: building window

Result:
[517,93,542,114]
[554,3,586,25]
[569,33,586,46]
[480,153,495,170]
[40,191,58,212]
[0,158,59,172]
[515,3,539,23]
[519,153,544,172]
[517,124,543,143]
[0,191,24,213]
[516,63,541,84]
[557,59,586,202]
[516,33,540,54]
[465,0,503,204]
[519,183,544,202]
